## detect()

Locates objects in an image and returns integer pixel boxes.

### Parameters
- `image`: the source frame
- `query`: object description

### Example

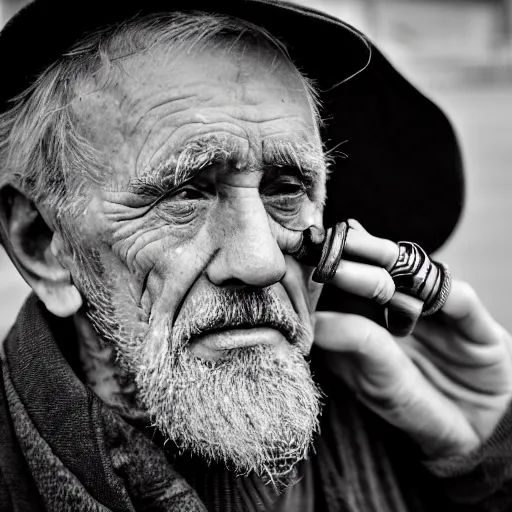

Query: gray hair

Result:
[0,11,322,225]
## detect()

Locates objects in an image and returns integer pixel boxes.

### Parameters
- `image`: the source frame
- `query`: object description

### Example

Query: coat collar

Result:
[3,293,133,511]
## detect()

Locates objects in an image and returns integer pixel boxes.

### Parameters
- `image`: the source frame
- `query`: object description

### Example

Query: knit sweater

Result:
[1,295,512,511]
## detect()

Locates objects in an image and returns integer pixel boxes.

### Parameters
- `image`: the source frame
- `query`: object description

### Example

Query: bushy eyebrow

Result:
[127,134,327,196]
[262,138,327,184]
[127,140,229,196]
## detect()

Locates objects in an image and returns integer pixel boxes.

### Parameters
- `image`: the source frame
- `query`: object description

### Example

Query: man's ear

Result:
[0,185,82,317]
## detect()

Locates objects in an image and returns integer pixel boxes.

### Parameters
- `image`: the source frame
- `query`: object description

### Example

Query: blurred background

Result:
[1,0,512,337]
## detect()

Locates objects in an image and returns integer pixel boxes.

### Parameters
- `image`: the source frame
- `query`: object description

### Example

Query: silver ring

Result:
[421,262,451,316]
[389,242,451,315]
[312,222,348,283]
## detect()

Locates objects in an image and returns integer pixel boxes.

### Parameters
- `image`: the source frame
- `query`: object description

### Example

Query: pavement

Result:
[1,82,512,338]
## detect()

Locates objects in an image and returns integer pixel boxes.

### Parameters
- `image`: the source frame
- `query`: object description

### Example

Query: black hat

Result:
[0,0,463,254]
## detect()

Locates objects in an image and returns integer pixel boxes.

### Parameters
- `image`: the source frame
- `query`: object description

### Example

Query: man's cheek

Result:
[123,235,213,332]
[278,259,320,351]
[269,196,323,232]
[103,221,182,308]
[96,253,152,328]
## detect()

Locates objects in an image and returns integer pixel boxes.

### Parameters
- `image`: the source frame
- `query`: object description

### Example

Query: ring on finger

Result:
[312,221,348,283]
[389,241,451,316]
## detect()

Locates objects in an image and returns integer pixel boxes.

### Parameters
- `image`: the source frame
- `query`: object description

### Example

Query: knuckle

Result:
[384,241,400,270]
[347,218,365,232]
[457,281,480,306]
[494,323,509,345]
[372,268,395,304]
[358,321,381,355]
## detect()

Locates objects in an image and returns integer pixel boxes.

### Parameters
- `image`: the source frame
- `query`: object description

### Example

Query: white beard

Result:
[137,342,321,482]
[85,279,322,482]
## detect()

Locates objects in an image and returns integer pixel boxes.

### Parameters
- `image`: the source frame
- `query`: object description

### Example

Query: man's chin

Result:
[137,343,322,482]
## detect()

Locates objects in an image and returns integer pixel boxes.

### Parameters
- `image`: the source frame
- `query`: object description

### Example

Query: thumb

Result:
[314,311,421,407]
[314,311,480,457]
[314,311,408,376]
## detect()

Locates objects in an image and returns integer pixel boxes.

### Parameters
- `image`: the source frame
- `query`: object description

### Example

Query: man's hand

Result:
[314,223,512,460]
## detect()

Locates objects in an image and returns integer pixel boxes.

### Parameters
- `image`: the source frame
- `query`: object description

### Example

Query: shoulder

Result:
[0,336,42,512]
[0,357,17,512]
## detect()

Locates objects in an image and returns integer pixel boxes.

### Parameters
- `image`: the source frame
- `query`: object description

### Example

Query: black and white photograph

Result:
[1,0,512,510]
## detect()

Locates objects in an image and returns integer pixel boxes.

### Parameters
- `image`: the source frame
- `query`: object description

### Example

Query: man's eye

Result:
[278,183,304,195]
[262,179,306,197]
[169,187,205,201]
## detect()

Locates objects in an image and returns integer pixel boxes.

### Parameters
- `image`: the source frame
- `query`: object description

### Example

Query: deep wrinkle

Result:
[73,44,323,185]
[66,44,327,473]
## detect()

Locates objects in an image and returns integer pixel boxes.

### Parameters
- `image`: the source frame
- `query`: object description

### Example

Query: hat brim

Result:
[1,0,463,255]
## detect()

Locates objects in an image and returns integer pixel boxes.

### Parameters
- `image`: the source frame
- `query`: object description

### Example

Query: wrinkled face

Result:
[69,43,327,480]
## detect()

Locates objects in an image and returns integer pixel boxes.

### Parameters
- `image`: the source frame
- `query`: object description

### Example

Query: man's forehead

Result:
[73,44,315,133]
[70,42,321,188]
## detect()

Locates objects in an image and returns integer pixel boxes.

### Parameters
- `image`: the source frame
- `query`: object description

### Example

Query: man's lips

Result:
[189,327,289,359]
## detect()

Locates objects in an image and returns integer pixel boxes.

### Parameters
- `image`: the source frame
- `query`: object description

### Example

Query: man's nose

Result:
[206,196,286,288]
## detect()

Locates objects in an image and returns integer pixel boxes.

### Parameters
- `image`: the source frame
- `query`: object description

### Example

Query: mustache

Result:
[172,287,310,348]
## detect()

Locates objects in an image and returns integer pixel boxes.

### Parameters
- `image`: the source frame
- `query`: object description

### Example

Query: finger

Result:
[314,311,404,367]
[387,292,423,337]
[413,318,505,367]
[402,328,512,394]
[314,311,481,456]
[345,219,399,270]
[399,337,512,403]
[315,311,416,381]
[441,280,505,344]
[331,259,395,304]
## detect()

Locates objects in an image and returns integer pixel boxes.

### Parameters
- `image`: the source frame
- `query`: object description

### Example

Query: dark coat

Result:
[2,295,512,511]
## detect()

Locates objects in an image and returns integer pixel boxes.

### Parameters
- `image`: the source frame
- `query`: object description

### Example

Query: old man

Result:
[1,1,512,511]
